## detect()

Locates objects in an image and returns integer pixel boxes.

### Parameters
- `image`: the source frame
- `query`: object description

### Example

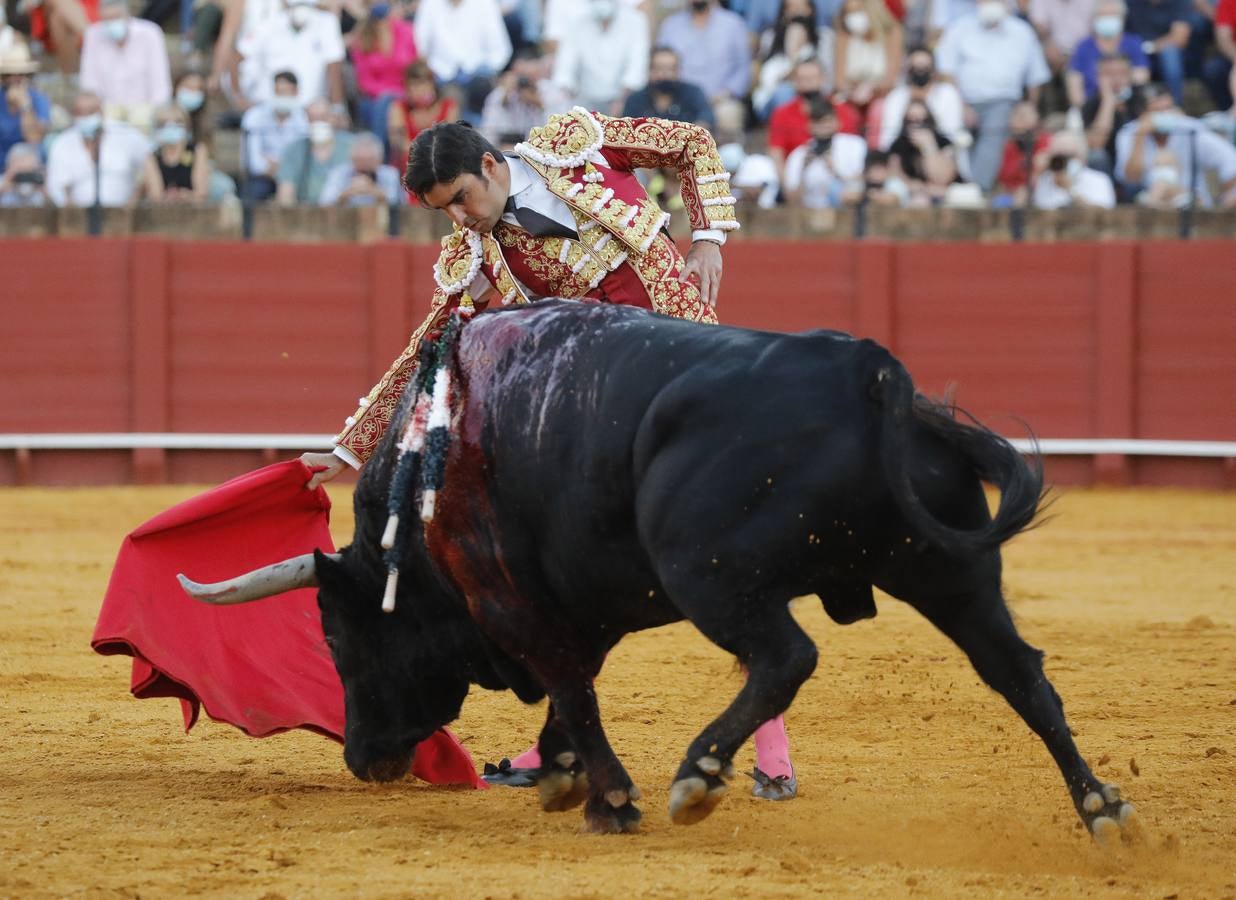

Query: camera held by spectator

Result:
[0,141,48,207]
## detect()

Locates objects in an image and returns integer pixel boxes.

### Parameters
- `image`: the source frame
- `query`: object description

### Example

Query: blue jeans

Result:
[1151,45,1186,106]
[357,92,399,156]
[1202,55,1233,110]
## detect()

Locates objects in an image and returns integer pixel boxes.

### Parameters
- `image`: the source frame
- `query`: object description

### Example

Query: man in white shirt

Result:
[414,0,513,121]
[240,71,309,201]
[1032,130,1116,208]
[936,0,1050,192]
[551,0,649,115]
[240,0,346,112]
[784,96,867,208]
[79,0,172,131]
[46,90,155,207]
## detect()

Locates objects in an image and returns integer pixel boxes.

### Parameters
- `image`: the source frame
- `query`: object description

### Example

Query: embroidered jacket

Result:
[333,107,738,466]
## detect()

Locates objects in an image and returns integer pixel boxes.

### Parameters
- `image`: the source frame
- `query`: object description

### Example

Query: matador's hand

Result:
[300,451,348,489]
[681,240,723,308]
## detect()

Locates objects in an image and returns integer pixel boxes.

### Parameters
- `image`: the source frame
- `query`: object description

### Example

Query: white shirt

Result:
[1032,167,1115,208]
[542,0,645,43]
[414,0,512,82]
[552,7,650,111]
[1114,117,1236,207]
[935,14,1051,104]
[783,132,867,208]
[878,82,966,150]
[79,18,172,108]
[242,8,345,103]
[46,123,152,207]
[240,103,309,175]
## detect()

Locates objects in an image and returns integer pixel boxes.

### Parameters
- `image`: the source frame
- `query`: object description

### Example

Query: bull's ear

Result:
[313,547,351,589]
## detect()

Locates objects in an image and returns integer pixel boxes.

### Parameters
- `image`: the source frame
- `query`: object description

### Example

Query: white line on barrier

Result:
[0,435,1233,457]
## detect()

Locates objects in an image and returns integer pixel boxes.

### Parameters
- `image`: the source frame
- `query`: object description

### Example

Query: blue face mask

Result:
[176,89,205,112]
[75,113,103,139]
[369,3,389,18]
[155,123,188,146]
[1093,14,1123,38]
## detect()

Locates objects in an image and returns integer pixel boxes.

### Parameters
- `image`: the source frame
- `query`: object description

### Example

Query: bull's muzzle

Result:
[177,552,341,605]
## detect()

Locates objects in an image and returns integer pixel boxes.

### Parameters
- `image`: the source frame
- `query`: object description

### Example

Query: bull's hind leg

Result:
[919,590,1141,847]
[665,598,818,825]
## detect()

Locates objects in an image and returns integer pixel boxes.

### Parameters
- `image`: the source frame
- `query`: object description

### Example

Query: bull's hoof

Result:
[748,766,797,801]
[538,767,590,813]
[583,796,642,834]
[1081,782,1144,849]
[668,775,728,825]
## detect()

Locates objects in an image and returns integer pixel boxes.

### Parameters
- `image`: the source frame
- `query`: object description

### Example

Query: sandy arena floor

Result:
[0,485,1233,898]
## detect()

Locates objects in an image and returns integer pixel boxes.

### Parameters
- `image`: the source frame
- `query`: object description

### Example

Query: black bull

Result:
[183,300,1139,841]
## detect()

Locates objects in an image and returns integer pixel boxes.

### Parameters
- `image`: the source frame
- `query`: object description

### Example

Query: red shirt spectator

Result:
[996,132,1051,193]
[768,94,862,160]
[1217,0,1235,31]
[884,0,907,21]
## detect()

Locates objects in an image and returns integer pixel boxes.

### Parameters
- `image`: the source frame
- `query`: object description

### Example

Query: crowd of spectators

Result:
[0,0,1232,213]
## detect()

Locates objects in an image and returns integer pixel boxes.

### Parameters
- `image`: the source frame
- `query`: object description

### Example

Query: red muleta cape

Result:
[91,460,483,789]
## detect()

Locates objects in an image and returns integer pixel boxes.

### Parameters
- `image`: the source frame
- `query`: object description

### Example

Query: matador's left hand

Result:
[681,240,723,308]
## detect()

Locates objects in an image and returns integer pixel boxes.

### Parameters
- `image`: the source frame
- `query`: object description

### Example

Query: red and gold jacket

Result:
[333,107,738,467]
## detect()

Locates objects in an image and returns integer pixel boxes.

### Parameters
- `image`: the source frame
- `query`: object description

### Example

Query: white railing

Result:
[0,434,1234,457]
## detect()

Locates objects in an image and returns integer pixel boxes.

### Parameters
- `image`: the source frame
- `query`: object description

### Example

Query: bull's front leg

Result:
[533,703,590,813]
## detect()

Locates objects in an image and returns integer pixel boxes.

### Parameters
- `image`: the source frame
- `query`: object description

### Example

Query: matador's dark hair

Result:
[403,121,507,202]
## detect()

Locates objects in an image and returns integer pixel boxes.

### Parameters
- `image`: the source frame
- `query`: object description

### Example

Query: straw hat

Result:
[0,41,40,76]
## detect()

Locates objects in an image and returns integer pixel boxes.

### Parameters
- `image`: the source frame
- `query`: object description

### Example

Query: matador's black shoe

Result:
[748,766,798,801]
[481,758,538,788]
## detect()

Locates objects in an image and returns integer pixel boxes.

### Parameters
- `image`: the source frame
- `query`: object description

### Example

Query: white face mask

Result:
[309,120,334,143]
[977,1,1007,25]
[1148,165,1179,186]
[176,88,205,112]
[104,18,128,42]
[75,113,103,138]
[844,11,870,35]
[271,95,300,115]
[289,5,311,27]
[1066,158,1083,179]
[1093,14,1123,38]
[591,0,616,20]
[1150,110,1181,133]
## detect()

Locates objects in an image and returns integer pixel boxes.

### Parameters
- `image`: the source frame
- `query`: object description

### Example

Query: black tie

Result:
[504,196,578,240]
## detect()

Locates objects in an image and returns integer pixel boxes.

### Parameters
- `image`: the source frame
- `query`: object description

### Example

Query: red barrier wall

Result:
[1,237,1233,487]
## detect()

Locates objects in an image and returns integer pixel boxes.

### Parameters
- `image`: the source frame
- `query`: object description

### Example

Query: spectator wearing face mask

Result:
[767,58,862,182]
[886,98,959,204]
[240,71,309,202]
[79,0,172,132]
[878,46,964,151]
[936,0,1050,193]
[387,60,458,169]
[318,131,402,206]
[276,98,355,204]
[0,42,50,168]
[623,46,715,130]
[149,104,212,203]
[46,90,161,208]
[990,100,1051,205]
[349,0,418,141]
[1134,146,1189,206]
[1028,0,1097,96]
[1123,0,1190,106]
[656,0,752,130]
[1115,85,1236,207]
[173,70,210,145]
[0,142,48,207]
[841,149,910,206]
[552,0,650,116]
[241,0,347,113]
[1082,52,1145,176]
[1067,0,1151,108]
[1032,130,1116,208]
[783,95,867,208]
[751,0,835,121]
[832,0,902,131]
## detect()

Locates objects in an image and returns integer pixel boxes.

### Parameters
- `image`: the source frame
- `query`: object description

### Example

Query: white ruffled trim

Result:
[702,196,738,207]
[587,266,608,289]
[571,252,592,275]
[513,106,605,169]
[558,240,572,263]
[638,212,672,253]
[565,182,585,198]
[578,217,597,231]
[711,219,741,231]
[697,172,731,184]
[345,416,356,427]
[594,233,611,250]
[610,251,628,269]
[358,397,370,408]
[590,188,615,214]
[619,206,638,228]
[501,288,517,305]
[432,230,483,295]
[492,257,503,277]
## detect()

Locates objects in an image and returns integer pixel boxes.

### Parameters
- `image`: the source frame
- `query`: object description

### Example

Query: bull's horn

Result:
[176,552,340,605]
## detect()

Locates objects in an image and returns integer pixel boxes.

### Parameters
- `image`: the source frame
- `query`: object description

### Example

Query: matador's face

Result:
[422,152,510,235]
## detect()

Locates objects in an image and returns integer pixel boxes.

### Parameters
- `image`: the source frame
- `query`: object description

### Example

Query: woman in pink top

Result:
[349,2,418,151]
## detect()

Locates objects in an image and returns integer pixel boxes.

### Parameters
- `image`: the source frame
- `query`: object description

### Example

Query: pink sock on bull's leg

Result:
[753,715,793,780]
[510,744,542,769]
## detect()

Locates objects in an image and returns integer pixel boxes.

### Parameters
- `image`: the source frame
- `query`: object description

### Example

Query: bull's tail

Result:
[875,359,1045,558]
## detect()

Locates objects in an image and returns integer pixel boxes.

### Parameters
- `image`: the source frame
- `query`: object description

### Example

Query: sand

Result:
[1,485,1233,898]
